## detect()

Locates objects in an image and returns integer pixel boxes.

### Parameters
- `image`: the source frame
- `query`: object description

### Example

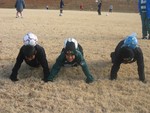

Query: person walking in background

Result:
[9,32,50,82]
[97,0,102,15]
[59,0,64,16]
[138,0,150,39]
[109,4,113,13]
[15,0,25,18]
[46,38,94,83]
[110,33,146,83]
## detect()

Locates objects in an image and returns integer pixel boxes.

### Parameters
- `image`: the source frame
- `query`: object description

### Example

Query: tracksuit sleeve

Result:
[114,40,124,54]
[110,62,121,80]
[77,51,94,81]
[110,40,123,80]
[135,48,145,81]
[10,48,24,79]
[37,48,50,79]
[47,53,64,80]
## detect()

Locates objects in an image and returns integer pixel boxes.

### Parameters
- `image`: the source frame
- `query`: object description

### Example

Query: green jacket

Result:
[48,50,94,82]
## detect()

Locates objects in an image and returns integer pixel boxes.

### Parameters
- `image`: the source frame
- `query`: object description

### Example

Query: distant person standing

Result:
[109,4,113,13]
[59,0,64,16]
[138,0,150,39]
[80,3,83,11]
[97,0,102,15]
[15,0,25,18]
[46,5,49,10]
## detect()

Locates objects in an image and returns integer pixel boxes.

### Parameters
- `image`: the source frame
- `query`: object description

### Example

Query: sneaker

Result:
[59,13,63,16]
[142,36,147,39]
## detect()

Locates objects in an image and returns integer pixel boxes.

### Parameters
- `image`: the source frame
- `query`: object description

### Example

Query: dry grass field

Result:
[0,8,150,113]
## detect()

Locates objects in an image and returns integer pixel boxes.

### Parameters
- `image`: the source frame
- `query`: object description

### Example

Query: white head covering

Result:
[23,32,38,46]
[64,38,78,49]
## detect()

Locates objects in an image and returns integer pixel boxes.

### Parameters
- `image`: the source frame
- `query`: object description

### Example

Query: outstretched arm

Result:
[76,51,94,83]
[37,47,50,80]
[110,62,121,80]
[47,53,65,81]
[10,48,24,81]
[135,48,145,82]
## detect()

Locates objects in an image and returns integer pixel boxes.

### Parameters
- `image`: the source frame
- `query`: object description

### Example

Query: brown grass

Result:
[0,8,150,113]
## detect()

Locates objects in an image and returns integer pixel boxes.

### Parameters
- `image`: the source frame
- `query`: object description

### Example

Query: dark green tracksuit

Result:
[47,49,94,83]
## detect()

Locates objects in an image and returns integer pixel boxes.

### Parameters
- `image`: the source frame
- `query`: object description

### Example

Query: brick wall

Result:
[0,0,138,12]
